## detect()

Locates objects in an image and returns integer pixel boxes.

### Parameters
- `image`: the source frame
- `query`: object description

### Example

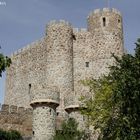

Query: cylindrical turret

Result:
[87,8,124,78]
[64,92,88,130]
[30,84,60,140]
[46,20,74,117]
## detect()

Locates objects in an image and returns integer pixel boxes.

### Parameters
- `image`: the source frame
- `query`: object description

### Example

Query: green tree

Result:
[54,118,88,140]
[0,49,11,77]
[81,39,140,140]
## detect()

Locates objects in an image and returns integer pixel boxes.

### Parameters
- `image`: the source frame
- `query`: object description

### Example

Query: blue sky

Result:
[0,0,140,103]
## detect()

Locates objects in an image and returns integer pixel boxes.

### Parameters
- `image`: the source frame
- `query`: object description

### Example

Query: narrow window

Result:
[103,17,106,27]
[72,34,76,40]
[33,131,35,135]
[85,62,89,67]
[57,112,59,116]
[28,84,31,94]
[49,109,51,115]
[118,19,121,23]
[29,84,31,88]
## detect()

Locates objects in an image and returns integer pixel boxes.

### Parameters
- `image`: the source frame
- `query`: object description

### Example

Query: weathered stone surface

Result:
[30,83,60,140]
[0,104,32,137]
[4,8,124,139]
[32,106,56,140]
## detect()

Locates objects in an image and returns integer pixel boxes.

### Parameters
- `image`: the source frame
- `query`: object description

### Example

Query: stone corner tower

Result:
[30,84,60,140]
[87,8,124,78]
[87,8,123,34]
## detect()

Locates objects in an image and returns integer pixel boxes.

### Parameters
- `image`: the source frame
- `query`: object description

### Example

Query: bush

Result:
[0,129,22,140]
[54,118,88,140]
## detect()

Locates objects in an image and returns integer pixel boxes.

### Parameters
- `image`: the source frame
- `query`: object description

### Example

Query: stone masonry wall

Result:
[5,8,124,109]
[68,111,87,131]
[87,8,124,79]
[30,83,60,140]
[32,105,56,140]
[46,20,74,118]
[4,8,124,138]
[5,38,48,108]
[30,84,60,105]
[0,104,32,137]
[73,29,93,96]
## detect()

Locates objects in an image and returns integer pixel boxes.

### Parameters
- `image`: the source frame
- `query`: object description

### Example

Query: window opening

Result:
[29,84,31,88]
[28,84,31,94]
[49,109,51,115]
[118,19,121,23]
[72,34,76,40]
[103,17,106,27]
[85,62,89,67]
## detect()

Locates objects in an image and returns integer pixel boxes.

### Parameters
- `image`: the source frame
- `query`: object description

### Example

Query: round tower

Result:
[46,20,74,117]
[87,8,124,78]
[64,92,88,130]
[88,8,123,35]
[30,84,60,140]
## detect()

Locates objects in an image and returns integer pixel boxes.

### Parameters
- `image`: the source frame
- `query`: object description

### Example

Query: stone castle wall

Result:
[5,38,48,108]
[4,8,125,139]
[5,8,124,109]
[46,21,74,117]
[0,104,32,137]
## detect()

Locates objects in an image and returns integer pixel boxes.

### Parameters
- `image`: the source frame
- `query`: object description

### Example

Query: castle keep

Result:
[2,8,124,139]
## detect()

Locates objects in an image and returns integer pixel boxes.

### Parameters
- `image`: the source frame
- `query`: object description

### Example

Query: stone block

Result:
[94,9,100,14]
[25,108,33,115]
[103,8,110,12]
[1,104,9,112]
[10,105,17,113]
[18,107,25,114]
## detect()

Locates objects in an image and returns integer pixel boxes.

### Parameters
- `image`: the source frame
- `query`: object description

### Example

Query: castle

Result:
[0,8,124,140]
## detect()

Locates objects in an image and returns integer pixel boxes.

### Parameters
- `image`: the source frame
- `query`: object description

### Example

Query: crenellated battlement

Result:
[0,103,32,114]
[0,103,32,137]
[47,19,72,27]
[88,8,121,18]
[10,37,45,58]
[46,19,73,36]
[112,8,122,16]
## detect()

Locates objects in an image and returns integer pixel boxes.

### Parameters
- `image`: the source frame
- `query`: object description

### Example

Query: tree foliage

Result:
[53,118,88,140]
[81,39,140,140]
[0,129,23,140]
[0,50,11,77]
